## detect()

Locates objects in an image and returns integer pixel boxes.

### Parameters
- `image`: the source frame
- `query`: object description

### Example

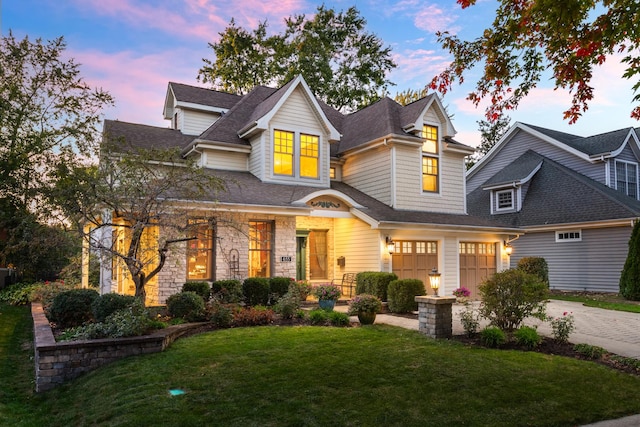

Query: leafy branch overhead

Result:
[431,0,640,124]
[198,5,396,113]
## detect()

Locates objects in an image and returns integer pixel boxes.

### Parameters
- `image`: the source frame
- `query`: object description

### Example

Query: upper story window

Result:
[495,189,515,211]
[615,160,638,199]
[273,129,319,179]
[421,125,439,192]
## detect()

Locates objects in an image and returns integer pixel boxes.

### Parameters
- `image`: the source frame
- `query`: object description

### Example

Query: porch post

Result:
[415,295,456,339]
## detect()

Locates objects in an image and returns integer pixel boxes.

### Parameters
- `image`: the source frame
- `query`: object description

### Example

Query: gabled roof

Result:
[525,123,635,157]
[467,152,640,227]
[163,82,241,119]
[103,120,194,152]
[482,150,543,189]
[400,94,456,137]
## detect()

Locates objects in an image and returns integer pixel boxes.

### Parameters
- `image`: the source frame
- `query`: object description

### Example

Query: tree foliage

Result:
[198,5,396,112]
[394,87,429,106]
[467,115,511,169]
[619,220,640,301]
[51,143,226,303]
[431,0,640,124]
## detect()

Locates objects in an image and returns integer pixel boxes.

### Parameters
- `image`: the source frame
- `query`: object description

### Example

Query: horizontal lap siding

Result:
[510,226,633,292]
[205,150,247,171]
[182,110,218,136]
[343,147,392,206]
[333,218,382,274]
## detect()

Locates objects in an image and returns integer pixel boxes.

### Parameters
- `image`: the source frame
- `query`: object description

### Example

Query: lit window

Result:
[495,189,514,211]
[300,134,319,178]
[422,125,439,192]
[556,230,582,242]
[274,130,294,176]
[329,167,336,179]
[309,230,328,279]
[249,221,273,277]
[187,219,213,281]
[615,160,638,199]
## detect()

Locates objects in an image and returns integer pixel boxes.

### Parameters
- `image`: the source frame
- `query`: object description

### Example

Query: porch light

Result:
[504,241,513,256]
[428,268,441,297]
[386,236,395,254]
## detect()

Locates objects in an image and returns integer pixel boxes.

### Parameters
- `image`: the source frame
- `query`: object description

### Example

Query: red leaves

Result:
[457,0,476,9]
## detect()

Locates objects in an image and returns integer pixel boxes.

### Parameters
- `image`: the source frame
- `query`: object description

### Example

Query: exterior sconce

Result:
[428,267,441,297]
[337,256,345,267]
[504,241,513,256]
[386,236,395,254]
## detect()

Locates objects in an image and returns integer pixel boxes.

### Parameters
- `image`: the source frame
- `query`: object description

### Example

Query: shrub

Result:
[30,281,75,312]
[208,302,234,328]
[308,309,329,325]
[355,272,398,301]
[274,291,302,319]
[166,291,206,322]
[620,220,640,301]
[453,286,471,298]
[60,300,151,341]
[290,280,312,301]
[232,306,275,327]
[387,279,425,313]
[269,277,293,302]
[573,343,606,360]
[550,312,575,343]
[211,279,243,303]
[479,268,548,331]
[347,293,382,315]
[91,293,138,323]
[182,281,211,301]
[242,278,270,306]
[480,326,507,348]
[48,288,100,328]
[517,257,549,287]
[514,326,542,349]
[0,282,38,306]
[459,304,480,337]
[328,311,350,326]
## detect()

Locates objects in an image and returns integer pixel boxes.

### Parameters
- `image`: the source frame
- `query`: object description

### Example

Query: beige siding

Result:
[296,217,336,282]
[343,146,392,205]
[333,218,383,275]
[205,149,248,171]
[180,109,219,136]
[248,133,265,178]
[394,144,466,213]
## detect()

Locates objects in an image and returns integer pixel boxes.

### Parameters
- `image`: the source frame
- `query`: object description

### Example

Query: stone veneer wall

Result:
[32,303,203,392]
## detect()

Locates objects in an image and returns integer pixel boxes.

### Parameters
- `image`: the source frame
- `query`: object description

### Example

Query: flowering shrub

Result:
[550,311,575,343]
[312,283,341,301]
[453,287,471,298]
[460,305,480,337]
[347,294,382,315]
[290,280,312,300]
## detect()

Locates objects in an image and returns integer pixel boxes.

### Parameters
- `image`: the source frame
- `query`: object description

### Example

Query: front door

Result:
[296,235,308,281]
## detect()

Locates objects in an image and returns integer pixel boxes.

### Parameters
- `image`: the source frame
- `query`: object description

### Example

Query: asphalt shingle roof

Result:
[522,123,633,156]
[168,82,241,109]
[483,150,542,188]
[103,120,194,152]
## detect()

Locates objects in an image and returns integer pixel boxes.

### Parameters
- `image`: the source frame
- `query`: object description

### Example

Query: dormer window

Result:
[494,189,515,211]
[273,129,319,179]
[422,125,439,192]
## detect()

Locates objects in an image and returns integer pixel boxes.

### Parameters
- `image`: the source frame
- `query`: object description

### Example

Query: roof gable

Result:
[482,150,543,189]
[163,82,242,119]
[400,94,456,137]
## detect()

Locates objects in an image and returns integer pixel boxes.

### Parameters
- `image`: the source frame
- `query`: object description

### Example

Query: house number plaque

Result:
[280,256,292,262]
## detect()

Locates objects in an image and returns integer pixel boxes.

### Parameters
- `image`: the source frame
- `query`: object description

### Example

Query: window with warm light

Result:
[422,125,439,192]
[187,219,213,281]
[309,230,328,279]
[274,130,294,176]
[249,221,273,277]
[300,134,319,178]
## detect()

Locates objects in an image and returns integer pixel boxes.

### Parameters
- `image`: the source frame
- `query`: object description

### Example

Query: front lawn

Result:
[3,303,640,426]
[550,292,640,313]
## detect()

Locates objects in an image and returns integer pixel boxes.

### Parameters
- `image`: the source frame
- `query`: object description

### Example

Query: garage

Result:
[391,241,438,295]
[459,242,497,299]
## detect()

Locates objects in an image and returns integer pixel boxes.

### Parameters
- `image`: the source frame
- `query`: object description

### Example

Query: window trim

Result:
[248,220,274,278]
[494,189,515,211]
[555,230,582,242]
[421,124,440,193]
[186,218,215,282]
[272,128,321,180]
[614,159,639,199]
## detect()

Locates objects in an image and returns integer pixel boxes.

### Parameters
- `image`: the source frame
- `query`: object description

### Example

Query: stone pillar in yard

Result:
[415,296,456,339]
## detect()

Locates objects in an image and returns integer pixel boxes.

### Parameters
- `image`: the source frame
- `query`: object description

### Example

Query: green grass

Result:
[550,294,640,313]
[2,303,640,426]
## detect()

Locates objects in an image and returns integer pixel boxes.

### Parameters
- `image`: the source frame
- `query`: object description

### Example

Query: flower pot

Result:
[357,311,376,325]
[318,299,336,311]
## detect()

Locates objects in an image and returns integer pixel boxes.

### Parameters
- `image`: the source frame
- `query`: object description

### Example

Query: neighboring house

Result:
[96,75,519,304]
[467,122,640,293]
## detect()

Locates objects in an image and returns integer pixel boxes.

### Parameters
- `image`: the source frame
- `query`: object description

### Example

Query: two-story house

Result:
[96,75,519,304]
[467,122,640,293]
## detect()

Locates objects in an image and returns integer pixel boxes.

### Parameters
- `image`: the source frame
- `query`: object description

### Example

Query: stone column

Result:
[415,296,456,339]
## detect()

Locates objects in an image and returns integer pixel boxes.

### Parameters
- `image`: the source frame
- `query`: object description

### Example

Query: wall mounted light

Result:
[504,241,513,256]
[428,267,441,297]
[386,236,395,254]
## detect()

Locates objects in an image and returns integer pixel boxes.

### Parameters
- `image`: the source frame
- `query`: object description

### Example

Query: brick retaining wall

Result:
[32,303,204,392]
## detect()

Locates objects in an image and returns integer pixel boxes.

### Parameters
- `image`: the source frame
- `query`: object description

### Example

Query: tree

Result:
[51,143,226,303]
[467,115,511,169]
[430,0,640,124]
[0,33,113,211]
[198,5,396,112]
[394,87,429,106]
[619,220,640,301]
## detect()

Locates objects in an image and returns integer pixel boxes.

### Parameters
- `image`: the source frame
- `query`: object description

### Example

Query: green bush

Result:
[208,302,234,328]
[0,282,38,306]
[517,257,549,287]
[211,279,243,303]
[514,326,542,349]
[274,291,301,319]
[232,306,275,326]
[60,300,151,341]
[480,326,507,348]
[182,281,211,301]
[48,288,100,328]
[355,272,398,301]
[308,309,329,325]
[91,293,138,323]
[387,279,425,313]
[460,304,480,337]
[269,277,292,302]
[328,311,350,326]
[573,343,606,360]
[242,278,270,306]
[620,220,640,301]
[166,291,206,322]
[29,281,76,312]
[479,268,548,331]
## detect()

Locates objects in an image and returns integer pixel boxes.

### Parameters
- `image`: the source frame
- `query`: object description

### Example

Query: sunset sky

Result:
[3,0,638,147]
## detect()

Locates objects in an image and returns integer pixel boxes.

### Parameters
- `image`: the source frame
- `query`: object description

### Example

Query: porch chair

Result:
[332,273,356,298]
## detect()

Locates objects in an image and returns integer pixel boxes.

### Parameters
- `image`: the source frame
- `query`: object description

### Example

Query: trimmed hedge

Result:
[517,257,549,287]
[242,278,270,306]
[355,272,398,301]
[387,279,425,313]
[211,279,243,303]
[48,288,100,328]
[166,291,206,322]
[269,277,292,302]
[91,293,138,323]
[182,281,211,301]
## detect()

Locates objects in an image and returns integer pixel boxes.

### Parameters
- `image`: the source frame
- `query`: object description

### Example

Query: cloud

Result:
[413,4,458,33]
